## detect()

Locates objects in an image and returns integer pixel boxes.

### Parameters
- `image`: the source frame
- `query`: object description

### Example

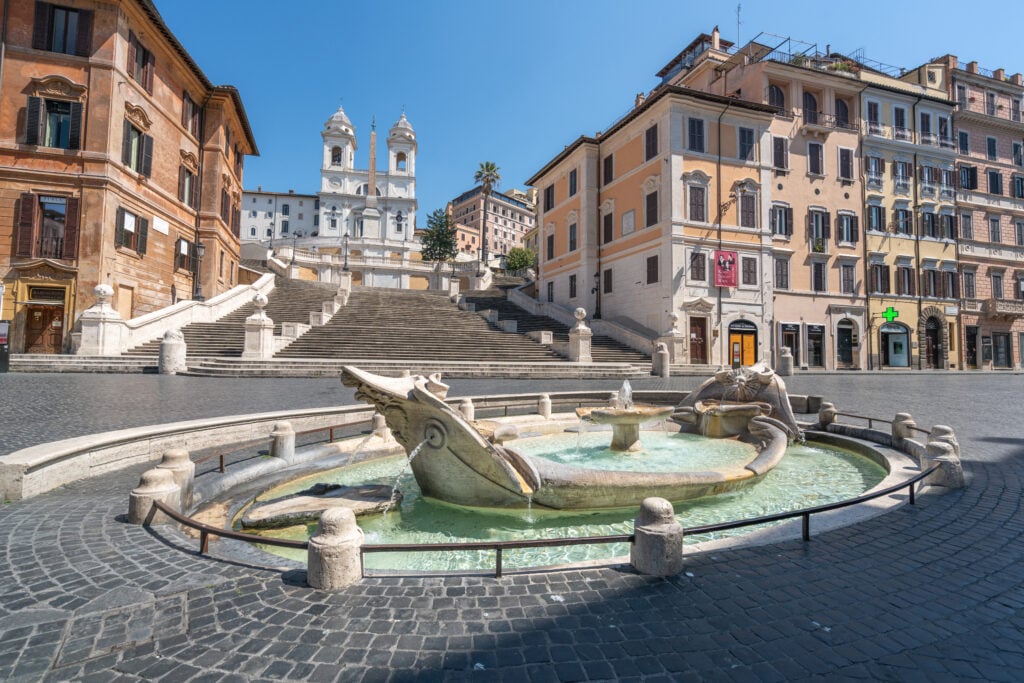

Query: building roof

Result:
[137,0,259,155]
[451,186,533,210]
[244,188,318,198]
[526,84,777,186]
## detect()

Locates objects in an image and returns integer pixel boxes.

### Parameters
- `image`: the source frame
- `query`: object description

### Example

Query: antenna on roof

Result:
[736,4,742,45]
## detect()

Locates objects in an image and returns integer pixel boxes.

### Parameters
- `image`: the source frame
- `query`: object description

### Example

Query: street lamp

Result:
[193,242,206,301]
[342,233,350,271]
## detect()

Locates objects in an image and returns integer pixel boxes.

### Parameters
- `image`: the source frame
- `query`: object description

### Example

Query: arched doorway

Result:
[924,317,941,369]
[836,319,856,369]
[880,323,910,367]
[728,320,758,368]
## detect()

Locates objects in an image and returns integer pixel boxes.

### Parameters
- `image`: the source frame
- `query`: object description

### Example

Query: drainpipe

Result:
[716,100,733,366]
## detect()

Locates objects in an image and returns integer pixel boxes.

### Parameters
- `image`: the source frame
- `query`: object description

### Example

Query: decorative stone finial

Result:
[253,293,268,311]
[665,312,681,337]
[573,307,589,331]
[94,283,114,306]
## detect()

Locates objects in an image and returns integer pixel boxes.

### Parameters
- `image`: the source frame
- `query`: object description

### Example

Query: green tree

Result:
[504,247,536,272]
[419,208,458,263]
[473,161,501,264]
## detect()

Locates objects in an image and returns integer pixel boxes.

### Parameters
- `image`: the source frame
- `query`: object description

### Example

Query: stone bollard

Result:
[892,413,917,440]
[158,329,187,375]
[307,508,364,590]
[270,421,296,463]
[458,398,475,422]
[538,393,552,419]
[128,469,181,525]
[928,425,961,460]
[777,346,794,376]
[568,308,593,363]
[653,342,670,378]
[631,497,684,577]
[156,448,195,510]
[817,401,838,428]
[922,441,965,489]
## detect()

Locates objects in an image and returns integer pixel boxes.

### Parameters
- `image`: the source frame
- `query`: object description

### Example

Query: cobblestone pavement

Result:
[0,373,1023,681]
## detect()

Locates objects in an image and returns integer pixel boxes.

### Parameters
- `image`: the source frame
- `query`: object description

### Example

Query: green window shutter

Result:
[75,10,93,57]
[16,193,37,257]
[137,218,149,254]
[26,97,42,145]
[115,207,126,247]
[32,2,51,51]
[68,102,83,149]
[141,135,153,177]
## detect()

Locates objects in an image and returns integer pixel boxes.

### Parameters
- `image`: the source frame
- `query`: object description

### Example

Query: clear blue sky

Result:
[158,0,1024,220]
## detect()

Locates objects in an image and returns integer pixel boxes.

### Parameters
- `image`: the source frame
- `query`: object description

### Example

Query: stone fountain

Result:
[576,380,674,452]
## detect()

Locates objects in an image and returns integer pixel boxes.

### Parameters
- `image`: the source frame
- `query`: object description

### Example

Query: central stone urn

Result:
[341,366,792,510]
[576,381,674,452]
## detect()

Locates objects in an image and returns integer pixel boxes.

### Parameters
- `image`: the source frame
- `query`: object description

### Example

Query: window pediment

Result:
[31,75,87,101]
[682,169,711,184]
[642,175,660,193]
[124,103,152,131]
[179,150,199,172]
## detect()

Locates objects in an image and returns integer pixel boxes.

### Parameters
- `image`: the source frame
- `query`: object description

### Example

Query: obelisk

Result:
[361,117,382,239]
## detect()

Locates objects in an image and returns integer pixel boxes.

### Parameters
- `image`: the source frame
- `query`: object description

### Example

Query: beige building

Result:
[449,186,535,263]
[0,0,257,353]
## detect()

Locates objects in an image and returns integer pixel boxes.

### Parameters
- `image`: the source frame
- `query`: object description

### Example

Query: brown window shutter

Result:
[879,158,886,174]
[137,217,149,254]
[16,193,37,257]
[75,10,93,57]
[62,197,80,259]
[823,212,831,239]
[122,120,132,166]
[190,173,200,208]
[32,2,51,51]
[127,31,137,79]
[141,134,154,177]
[178,166,186,202]
[68,102,83,149]
[785,207,793,236]
[26,96,42,145]
[851,215,859,242]
[145,51,155,93]
[115,207,126,246]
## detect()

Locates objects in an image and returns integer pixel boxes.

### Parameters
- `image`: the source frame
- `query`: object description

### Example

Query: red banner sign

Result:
[714,250,738,287]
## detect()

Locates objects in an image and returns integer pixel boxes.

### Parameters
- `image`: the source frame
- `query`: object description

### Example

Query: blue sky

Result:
[159,1,1024,220]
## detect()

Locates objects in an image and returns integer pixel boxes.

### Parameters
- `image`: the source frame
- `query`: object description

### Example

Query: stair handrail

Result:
[115,273,276,352]
[590,317,655,356]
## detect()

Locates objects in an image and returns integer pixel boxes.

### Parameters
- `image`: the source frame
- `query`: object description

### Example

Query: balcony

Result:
[983,297,1024,319]
[894,178,911,195]
[810,237,828,254]
[921,182,937,198]
[802,111,858,135]
[939,135,956,150]
[894,127,913,142]
[920,132,936,146]
[866,121,886,137]
[940,184,956,200]
[866,173,884,190]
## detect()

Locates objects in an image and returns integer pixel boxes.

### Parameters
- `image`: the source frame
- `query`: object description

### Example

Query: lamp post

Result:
[193,242,206,301]
[342,233,350,271]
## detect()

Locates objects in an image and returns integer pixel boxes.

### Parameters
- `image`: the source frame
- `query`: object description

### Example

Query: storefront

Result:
[880,322,911,367]
[728,320,758,368]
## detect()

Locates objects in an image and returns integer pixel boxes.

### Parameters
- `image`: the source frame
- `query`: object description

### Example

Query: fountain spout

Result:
[618,379,634,410]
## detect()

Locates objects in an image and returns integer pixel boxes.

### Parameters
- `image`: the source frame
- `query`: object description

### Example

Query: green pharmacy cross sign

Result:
[882,306,900,322]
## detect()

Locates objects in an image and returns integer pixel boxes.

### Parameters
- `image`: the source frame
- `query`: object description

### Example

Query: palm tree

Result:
[474,161,501,270]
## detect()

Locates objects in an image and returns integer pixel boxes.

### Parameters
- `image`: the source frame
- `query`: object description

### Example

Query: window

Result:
[741,257,756,285]
[866,156,884,187]
[177,166,198,208]
[837,214,858,243]
[986,92,997,117]
[870,264,890,294]
[961,213,974,239]
[568,223,577,251]
[621,209,635,235]
[32,2,92,56]
[114,207,148,253]
[121,121,153,176]
[894,107,908,138]
[808,210,830,249]
[645,125,658,161]
[808,142,824,175]
[602,212,613,244]
[959,165,978,190]
[867,205,886,232]
[992,273,1004,299]
[331,146,342,165]
[282,204,290,216]
[944,271,959,299]
[645,190,658,227]
[738,127,755,161]
[767,84,785,110]
[281,220,289,234]
[922,212,937,238]
[646,255,659,285]
[543,185,555,211]
[127,31,155,93]
[687,118,705,153]
[568,169,577,197]
[569,274,577,298]
[987,136,998,161]
[920,112,932,139]
[811,262,826,292]
[938,117,950,146]
[989,170,1003,195]
[14,192,80,259]
[771,205,793,237]
[182,93,200,137]
[546,281,554,302]
[894,208,912,235]
[867,101,881,130]
[838,148,854,181]
[958,130,969,154]
[688,186,706,222]
[1013,176,1024,199]
[803,92,819,124]
[989,216,1001,243]
[1017,221,1024,246]
[602,155,614,185]
[1015,99,1022,123]
[893,161,912,193]
[1015,143,1024,167]
[835,99,850,128]
[939,214,957,240]
[249,227,256,237]
[772,136,788,170]
[690,252,706,281]
[25,97,83,150]
[395,152,407,171]
[922,269,939,297]
[739,194,757,228]
[896,266,915,296]
[603,268,613,294]
[774,258,789,290]
[956,84,968,107]
[174,238,197,271]
[546,233,554,260]
[841,264,855,294]
[963,271,976,299]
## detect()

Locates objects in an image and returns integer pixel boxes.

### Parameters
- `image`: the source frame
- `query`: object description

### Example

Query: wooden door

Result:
[689,318,707,364]
[924,318,940,369]
[25,306,64,354]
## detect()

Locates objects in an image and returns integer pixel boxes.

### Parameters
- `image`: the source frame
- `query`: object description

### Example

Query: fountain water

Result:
[383,438,428,516]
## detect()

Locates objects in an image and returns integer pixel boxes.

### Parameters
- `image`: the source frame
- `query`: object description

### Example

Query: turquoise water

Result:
[246,432,887,571]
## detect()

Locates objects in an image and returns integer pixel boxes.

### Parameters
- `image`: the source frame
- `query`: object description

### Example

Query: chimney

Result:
[948,55,958,70]
[966,61,979,74]
[288,189,295,194]
[1012,74,1023,86]
[711,26,720,50]
[257,185,262,192]
[994,68,1006,81]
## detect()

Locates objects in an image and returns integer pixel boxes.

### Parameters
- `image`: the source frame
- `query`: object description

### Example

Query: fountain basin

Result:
[576,405,675,452]
[672,400,774,438]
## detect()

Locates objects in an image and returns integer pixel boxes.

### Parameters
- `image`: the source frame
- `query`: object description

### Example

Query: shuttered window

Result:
[114,207,149,254]
[646,255,659,285]
[32,2,93,56]
[26,97,83,149]
[14,192,79,259]
[127,31,155,93]
[122,120,153,176]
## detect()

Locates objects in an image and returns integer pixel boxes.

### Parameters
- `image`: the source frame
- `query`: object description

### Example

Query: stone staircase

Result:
[463,284,651,365]
[124,278,339,358]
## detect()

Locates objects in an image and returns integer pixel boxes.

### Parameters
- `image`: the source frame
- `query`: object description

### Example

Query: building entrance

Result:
[689,317,707,364]
[24,305,64,354]
[836,319,855,368]
[880,322,910,367]
[728,320,757,368]
[924,317,941,369]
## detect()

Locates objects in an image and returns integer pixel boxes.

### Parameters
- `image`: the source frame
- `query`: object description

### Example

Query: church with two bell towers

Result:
[318,105,417,251]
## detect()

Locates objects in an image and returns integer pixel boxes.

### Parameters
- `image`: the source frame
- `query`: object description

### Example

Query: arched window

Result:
[331,146,342,165]
[803,92,818,124]
[396,152,407,172]
[768,84,786,110]
[265,228,272,237]
[835,98,850,128]
[249,226,256,237]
